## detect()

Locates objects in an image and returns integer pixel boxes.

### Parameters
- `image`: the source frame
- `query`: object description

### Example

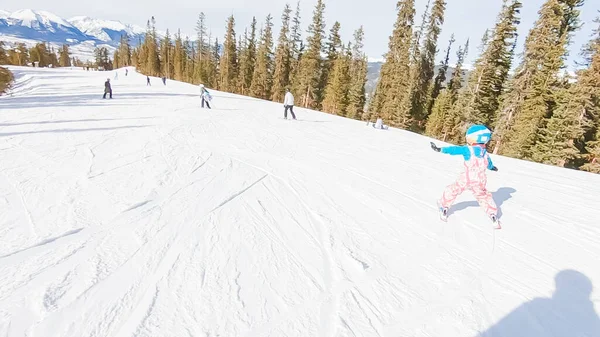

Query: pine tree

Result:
[219,15,238,92]
[209,36,221,89]
[369,0,416,127]
[409,0,431,71]
[426,34,454,117]
[114,50,121,68]
[195,13,209,83]
[0,42,7,65]
[118,34,132,67]
[409,0,446,126]
[174,30,185,80]
[289,1,303,95]
[7,43,28,66]
[455,0,522,130]
[580,17,600,172]
[297,0,326,109]
[346,26,369,120]
[321,21,342,104]
[272,3,293,102]
[239,17,257,95]
[493,0,584,159]
[534,14,600,170]
[425,89,453,140]
[204,34,219,88]
[160,29,173,78]
[250,14,275,99]
[183,37,193,82]
[237,31,248,92]
[58,44,71,67]
[323,43,351,115]
[531,78,586,167]
[135,36,146,71]
[143,17,161,76]
[425,41,468,140]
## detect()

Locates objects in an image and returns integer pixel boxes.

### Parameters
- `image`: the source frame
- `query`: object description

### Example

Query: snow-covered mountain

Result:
[0,9,147,62]
[0,9,89,44]
[68,16,145,43]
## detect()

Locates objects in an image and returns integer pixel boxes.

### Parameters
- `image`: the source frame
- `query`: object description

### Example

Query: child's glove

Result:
[430,142,441,152]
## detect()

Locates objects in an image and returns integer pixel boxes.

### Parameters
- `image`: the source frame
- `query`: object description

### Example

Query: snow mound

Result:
[1,66,599,337]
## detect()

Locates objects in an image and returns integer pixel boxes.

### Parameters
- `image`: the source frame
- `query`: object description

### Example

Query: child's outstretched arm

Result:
[430,142,469,158]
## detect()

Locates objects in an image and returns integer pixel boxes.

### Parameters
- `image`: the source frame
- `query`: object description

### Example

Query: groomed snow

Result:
[1,66,600,337]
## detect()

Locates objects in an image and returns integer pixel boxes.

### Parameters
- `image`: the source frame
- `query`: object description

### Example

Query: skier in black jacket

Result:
[103,78,112,99]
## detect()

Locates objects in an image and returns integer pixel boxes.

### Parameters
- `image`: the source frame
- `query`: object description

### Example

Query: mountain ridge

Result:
[0,9,146,62]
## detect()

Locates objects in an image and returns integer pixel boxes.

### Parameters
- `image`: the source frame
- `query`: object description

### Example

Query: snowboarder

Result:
[430,124,500,228]
[200,84,212,109]
[103,78,112,99]
[371,118,388,130]
[283,88,296,120]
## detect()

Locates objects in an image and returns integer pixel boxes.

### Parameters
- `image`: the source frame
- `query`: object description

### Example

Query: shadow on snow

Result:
[0,92,199,109]
[449,187,516,219]
[475,270,600,336]
[0,125,151,137]
[0,117,156,127]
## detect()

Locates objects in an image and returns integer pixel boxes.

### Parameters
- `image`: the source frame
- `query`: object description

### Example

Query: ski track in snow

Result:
[1,66,600,337]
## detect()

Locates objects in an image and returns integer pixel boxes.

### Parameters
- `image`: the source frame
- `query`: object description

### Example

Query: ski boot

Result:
[490,214,502,230]
[437,201,448,222]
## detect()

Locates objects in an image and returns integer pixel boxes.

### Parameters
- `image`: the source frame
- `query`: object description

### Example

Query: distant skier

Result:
[114,71,118,80]
[162,76,166,85]
[103,78,112,99]
[430,124,500,228]
[125,69,128,76]
[200,84,211,109]
[283,88,296,120]
[372,118,388,130]
[147,76,151,86]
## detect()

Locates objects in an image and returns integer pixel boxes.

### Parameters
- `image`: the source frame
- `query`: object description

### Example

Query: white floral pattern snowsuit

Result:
[440,146,497,217]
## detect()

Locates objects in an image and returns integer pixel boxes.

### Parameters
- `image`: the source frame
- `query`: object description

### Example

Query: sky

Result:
[3,0,600,68]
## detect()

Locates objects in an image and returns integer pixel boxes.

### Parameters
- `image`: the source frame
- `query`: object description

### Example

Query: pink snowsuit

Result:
[439,145,498,217]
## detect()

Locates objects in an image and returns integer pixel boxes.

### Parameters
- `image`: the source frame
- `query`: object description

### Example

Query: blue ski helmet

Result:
[465,124,492,144]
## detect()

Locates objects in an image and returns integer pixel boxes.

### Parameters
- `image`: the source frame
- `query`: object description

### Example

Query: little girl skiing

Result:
[430,125,501,229]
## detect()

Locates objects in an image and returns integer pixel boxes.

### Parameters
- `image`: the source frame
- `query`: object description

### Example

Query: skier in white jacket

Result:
[283,88,296,120]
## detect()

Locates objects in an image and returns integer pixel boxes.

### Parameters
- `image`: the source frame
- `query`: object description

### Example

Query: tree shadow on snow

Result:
[0,92,198,109]
[474,270,600,336]
[0,125,151,137]
[0,117,155,127]
[294,119,331,123]
[449,187,516,219]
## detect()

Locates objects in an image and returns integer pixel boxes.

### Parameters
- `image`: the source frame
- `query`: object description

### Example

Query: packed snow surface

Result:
[1,66,600,337]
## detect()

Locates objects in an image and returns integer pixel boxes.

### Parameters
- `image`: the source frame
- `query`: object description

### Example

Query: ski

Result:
[437,201,448,222]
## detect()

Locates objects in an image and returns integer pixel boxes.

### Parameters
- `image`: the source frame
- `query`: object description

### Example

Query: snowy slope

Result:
[1,66,600,337]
